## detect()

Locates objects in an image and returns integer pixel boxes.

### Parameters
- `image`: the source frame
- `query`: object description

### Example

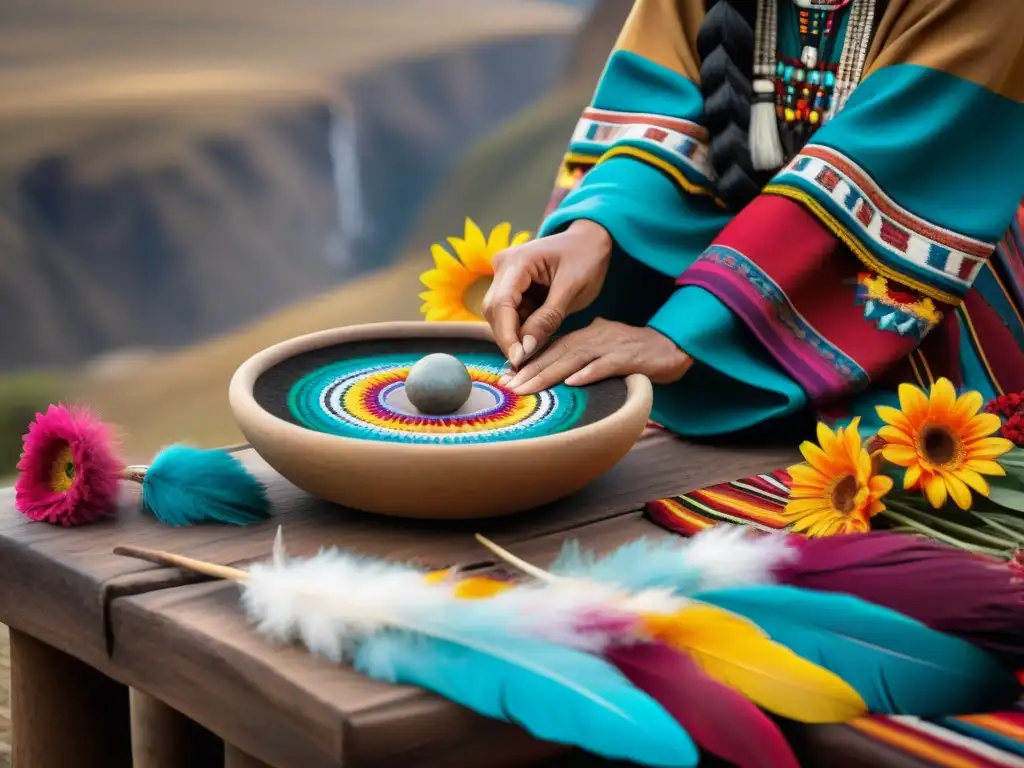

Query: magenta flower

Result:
[15,404,123,526]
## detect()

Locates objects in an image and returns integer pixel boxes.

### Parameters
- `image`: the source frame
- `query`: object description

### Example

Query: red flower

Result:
[1002,413,1024,448]
[983,392,1024,446]
[15,404,123,526]
[985,392,1024,420]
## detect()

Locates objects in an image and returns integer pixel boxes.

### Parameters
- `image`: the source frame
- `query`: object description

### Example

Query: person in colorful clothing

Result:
[486,0,1024,440]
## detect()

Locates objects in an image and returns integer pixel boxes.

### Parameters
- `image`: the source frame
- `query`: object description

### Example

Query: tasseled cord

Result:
[750,78,785,172]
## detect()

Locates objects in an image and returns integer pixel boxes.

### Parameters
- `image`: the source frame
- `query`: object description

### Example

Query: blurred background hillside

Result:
[0,0,634,473]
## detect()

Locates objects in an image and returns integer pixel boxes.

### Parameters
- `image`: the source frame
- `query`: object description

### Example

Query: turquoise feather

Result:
[355,632,699,767]
[142,445,271,527]
[695,585,1022,717]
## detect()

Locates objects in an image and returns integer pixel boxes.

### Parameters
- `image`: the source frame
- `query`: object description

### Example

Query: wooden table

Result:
[0,431,940,767]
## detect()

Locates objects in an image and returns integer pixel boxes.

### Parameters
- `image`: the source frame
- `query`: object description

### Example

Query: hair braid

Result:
[697,0,767,210]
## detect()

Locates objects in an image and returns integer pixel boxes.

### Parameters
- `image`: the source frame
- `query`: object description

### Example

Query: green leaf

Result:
[998,447,1024,471]
[986,484,1024,513]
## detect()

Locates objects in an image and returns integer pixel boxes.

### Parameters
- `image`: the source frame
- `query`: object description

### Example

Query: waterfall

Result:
[326,97,372,274]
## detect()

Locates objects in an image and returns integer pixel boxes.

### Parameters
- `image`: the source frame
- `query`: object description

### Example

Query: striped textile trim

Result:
[768,145,995,303]
[567,107,715,189]
[645,471,1024,767]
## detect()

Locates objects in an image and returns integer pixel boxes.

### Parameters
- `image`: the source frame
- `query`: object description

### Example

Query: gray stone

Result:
[404,353,473,415]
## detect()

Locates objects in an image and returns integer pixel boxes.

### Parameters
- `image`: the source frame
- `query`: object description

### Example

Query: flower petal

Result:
[785,498,830,515]
[877,425,914,446]
[965,436,1015,460]
[876,405,912,431]
[486,221,512,254]
[951,390,984,425]
[943,472,973,510]
[511,230,532,247]
[929,377,957,419]
[430,243,462,272]
[924,473,948,508]
[903,463,923,490]
[964,458,1007,476]
[963,413,1004,442]
[816,421,842,456]
[954,468,990,496]
[799,442,841,477]
[869,474,894,497]
[898,382,930,425]
[788,463,828,488]
[882,444,919,467]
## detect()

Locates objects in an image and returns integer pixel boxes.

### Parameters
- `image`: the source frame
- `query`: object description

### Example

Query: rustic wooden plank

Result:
[0,429,792,671]
[106,442,792,767]
[130,688,223,768]
[10,628,132,768]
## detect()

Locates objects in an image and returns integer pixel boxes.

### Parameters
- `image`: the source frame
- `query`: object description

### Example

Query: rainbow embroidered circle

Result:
[286,353,587,444]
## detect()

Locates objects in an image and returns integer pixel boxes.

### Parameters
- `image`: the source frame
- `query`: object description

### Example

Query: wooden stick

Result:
[113,545,248,582]
[473,534,558,582]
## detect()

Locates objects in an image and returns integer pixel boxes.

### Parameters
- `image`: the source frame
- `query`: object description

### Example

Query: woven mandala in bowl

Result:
[229,322,653,519]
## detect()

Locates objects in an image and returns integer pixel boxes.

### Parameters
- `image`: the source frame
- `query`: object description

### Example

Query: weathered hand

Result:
[482,220,613,367]
[501,318,694,394]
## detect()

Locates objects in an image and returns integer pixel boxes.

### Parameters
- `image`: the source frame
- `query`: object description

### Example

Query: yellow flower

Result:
[419,218,531,322]
[876,378,1014,510]
[782,418,893,536]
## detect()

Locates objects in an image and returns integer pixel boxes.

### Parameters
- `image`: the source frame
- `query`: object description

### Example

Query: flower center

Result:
[49,444,76,493]
[919,424,962,468]
[463,277,491,320]
[828,473,859,514]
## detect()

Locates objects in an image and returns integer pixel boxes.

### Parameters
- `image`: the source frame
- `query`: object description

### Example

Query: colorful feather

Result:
[126,533,695,765]
[641,604,866,723]
[773,532,1024,665]
[550,526,797,593]
[141,445,271,527]
[357,633,699,767]
[605,641,799,768]
[696,585,1023,716]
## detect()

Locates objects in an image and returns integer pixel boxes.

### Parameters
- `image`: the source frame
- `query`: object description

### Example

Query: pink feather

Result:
[774,532,1024,664]
[605,642,799,768]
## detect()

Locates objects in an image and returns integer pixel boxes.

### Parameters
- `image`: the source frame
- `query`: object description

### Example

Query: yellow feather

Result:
[643,604,867,723]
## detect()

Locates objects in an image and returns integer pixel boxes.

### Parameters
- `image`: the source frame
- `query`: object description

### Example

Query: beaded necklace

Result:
[750,0,877,171]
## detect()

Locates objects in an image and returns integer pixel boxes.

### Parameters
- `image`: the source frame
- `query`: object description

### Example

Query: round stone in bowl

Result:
[229,322,653,519]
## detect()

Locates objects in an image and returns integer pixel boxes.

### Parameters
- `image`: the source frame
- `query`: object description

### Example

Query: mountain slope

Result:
[0,1,579,372]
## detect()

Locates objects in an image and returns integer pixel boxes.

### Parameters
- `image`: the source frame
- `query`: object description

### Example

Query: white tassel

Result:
[750,79,785,172]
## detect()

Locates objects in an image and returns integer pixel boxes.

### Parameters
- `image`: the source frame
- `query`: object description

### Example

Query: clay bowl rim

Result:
[228,321,653,459]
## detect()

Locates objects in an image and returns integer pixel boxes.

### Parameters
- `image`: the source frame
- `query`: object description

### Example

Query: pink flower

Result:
[15,404,123,526]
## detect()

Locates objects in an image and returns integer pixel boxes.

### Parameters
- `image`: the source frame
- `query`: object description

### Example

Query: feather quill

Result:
[696,584,1023,716]
[773,532,1024,665]
[141,445,270,527]
[604,641,799,768]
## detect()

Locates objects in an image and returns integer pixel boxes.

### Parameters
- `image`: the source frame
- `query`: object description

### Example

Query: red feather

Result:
[605,642,799,768]
[774,532,1024,664]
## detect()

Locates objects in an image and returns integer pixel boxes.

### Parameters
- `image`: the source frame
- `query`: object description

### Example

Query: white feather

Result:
[682,525,799,590]
[239,546,639,718]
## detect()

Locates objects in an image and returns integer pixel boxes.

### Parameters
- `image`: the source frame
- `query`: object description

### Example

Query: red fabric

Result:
[677,194,959,403]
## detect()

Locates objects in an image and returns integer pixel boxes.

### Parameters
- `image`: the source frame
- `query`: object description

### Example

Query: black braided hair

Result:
[697,0,768,210]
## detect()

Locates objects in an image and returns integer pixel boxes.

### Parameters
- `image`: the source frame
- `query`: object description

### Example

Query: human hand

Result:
[482,219,613,367]
[501,318,693,394]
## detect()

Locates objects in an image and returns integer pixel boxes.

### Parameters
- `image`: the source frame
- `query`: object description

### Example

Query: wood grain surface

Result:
[107,438,793,767]
[0,433,798,767]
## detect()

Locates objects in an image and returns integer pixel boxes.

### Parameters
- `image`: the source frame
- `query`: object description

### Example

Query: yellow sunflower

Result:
[419,218,531,322]
[782,418,894,536]
[876,378,1014,510]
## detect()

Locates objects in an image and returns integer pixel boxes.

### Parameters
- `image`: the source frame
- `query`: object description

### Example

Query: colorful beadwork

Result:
[286,353,587,444]
[854,272,943,338]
